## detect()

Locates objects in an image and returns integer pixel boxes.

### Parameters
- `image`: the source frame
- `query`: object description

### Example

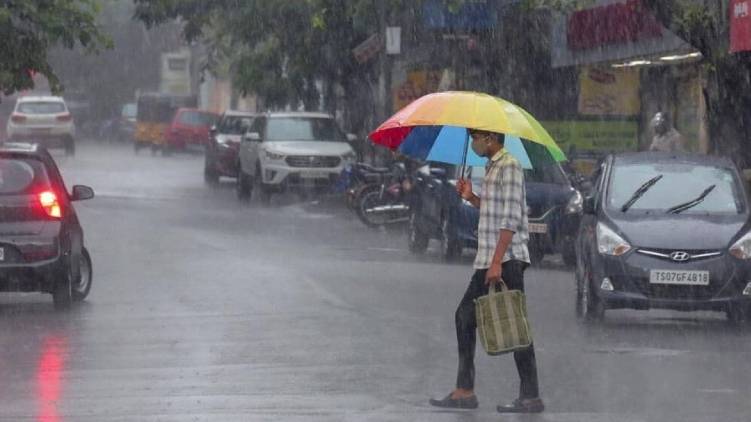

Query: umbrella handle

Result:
[460,129,469,179]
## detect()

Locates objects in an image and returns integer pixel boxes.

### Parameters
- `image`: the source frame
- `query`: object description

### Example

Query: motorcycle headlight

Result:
[597,223,631,256]
[730,232,751,259]
[566,190,583,214]
[264,150,285,161]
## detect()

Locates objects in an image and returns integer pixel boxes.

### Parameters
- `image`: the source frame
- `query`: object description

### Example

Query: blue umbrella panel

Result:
[396,125,537,169]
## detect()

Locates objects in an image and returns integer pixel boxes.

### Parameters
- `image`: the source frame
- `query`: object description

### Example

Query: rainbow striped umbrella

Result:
[369,91,566,170]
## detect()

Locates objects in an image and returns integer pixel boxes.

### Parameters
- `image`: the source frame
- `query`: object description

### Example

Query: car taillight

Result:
[11,114,26,123]
[56,113,72,122]
[39,191,62,218]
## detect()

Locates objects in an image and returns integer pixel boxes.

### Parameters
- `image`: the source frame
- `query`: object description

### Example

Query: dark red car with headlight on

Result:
[0,143,94,309]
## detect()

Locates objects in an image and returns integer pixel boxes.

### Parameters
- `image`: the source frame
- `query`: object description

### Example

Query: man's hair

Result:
[469,129,505,146]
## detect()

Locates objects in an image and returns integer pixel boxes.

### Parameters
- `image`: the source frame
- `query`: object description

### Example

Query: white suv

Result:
[237,112,357,202]
[6,96,76,155]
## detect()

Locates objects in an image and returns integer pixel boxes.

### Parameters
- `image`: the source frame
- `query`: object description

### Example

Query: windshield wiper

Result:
[621,175,663,213]
[665,185,717,214]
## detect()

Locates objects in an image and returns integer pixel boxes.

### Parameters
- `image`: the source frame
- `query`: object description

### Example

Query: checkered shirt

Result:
[473,149,530,269]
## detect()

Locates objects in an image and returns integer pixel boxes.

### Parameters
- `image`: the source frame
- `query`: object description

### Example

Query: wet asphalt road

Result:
[0,141,749,422]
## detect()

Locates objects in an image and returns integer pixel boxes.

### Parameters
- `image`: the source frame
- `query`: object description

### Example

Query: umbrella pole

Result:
[460,129,469,179]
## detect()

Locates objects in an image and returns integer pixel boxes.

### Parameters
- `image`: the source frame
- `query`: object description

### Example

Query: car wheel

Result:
[440,217,462,261]
[53,267,73,310]
[72,248,93,302]
[407,210,429,254]
[726,304,751,326]
[236,169,253,201]
[576,257,604,322]
[64,137,75,156]
[204,156,220,186]
[255,166,272,204]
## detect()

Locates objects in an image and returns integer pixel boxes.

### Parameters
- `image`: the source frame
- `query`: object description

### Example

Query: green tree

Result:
[133,0,420,114]
[0,0,110,95]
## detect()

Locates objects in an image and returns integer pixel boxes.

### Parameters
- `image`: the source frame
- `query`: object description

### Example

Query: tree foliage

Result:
[133,0,418,112]
[0,0,111,95]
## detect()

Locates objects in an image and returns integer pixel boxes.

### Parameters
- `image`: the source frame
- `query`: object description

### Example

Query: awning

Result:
[551,0,698,68]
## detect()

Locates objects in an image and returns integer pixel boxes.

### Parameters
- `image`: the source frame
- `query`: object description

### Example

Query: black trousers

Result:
[454,260,540,399]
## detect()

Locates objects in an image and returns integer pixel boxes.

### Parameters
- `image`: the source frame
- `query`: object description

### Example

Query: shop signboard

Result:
[542,120,639,153]
[353,34,382,64]
[393,70,443,111]
[730,0,751,53]
[579,67,640,116]
[422,0,497,30]
[551,0,693,68]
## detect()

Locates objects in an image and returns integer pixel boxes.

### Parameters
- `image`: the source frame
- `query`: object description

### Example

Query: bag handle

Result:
[489,279,508,294]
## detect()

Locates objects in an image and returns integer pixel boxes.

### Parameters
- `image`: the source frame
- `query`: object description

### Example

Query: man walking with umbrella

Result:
[429,128,544,413]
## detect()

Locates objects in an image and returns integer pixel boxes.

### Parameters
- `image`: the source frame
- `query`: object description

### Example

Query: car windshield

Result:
[266,117,346,142]
[122,103,137,119]
[178,111,216,127]
[17,102,65,114]
[219,115,254,135]
[607,161,744,214]
[0,157,49,195]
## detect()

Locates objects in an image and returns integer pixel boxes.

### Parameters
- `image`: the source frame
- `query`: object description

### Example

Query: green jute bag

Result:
[474,281,533,356]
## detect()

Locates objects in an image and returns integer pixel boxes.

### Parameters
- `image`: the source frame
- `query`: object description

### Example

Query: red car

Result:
[165,108,219,150]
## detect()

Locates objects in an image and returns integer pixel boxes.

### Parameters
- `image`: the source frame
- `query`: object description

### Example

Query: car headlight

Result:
[565,190,583,214]
[342,151,356,163]
[730,232,751,259]
[597,223,631,256]
[264,150,285,160]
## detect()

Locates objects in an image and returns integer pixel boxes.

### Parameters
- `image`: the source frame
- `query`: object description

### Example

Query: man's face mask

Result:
[471,133,491,157]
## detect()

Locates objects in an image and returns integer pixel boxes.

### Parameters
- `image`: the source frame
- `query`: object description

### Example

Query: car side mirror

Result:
[429,168,447,178]
[243,132,261,142]
[583,195,596,215]
[71,185,95,201]
[346,133,358,143]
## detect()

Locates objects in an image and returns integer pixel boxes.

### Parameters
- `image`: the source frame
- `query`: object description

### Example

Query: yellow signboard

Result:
[393,70,442,111]
[578,67,640,116]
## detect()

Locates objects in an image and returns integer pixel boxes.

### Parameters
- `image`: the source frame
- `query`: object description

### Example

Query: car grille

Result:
[286,155,341,168]
[640,283,721,301]
[635,248,723,263]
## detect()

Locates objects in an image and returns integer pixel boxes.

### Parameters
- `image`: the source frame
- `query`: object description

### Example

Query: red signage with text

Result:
[731,0,751,53]
[567,0,663,51]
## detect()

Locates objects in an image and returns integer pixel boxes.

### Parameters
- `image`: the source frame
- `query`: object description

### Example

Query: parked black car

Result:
[575,152,751,324]
[0,143,94,309]
[407,160,582,265]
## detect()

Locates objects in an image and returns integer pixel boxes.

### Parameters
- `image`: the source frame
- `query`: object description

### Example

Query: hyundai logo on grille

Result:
[670,251,690,262]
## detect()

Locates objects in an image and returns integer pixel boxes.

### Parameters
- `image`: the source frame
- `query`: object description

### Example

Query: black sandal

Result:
[429,393,479,409]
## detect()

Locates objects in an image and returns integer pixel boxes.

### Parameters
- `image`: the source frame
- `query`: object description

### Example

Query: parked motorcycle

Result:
[335,162,400,210]
[354,162,412,228]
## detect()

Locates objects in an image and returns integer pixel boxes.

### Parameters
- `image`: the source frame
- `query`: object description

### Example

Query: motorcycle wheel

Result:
[356,187,387,228]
